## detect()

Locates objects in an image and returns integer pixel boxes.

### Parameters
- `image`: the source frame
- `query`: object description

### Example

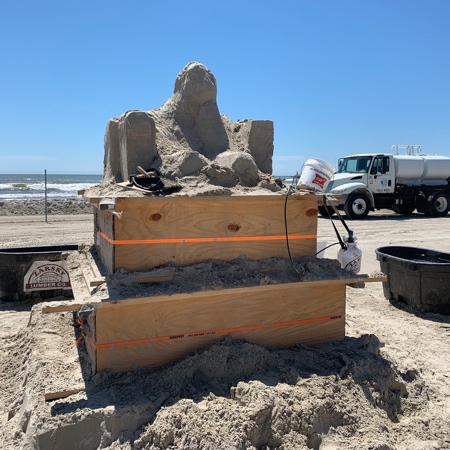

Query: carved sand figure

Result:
[102,62,275,192]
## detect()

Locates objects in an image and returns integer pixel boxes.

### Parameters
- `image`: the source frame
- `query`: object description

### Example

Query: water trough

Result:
[376,246,450,315]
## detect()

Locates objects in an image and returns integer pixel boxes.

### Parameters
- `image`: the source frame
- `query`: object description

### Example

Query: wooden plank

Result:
[96,318,344,372]
[80,263,98,292]
[114,266,176,284]
[85,314,97,373]
[99,198,117,211]
[40,277,384,314]
[42,303,85,314]
[114,239,317,272]
[95,209,114,273]
[116,274,175,284]
[94,280,346,371]
[45,388,86,402]
[85,247,106,287]
[109,195,319,272]
[79,251,106,288]
[86,249,103,277]
[94,276,380,311]
[347,276,387,284]
[83,194,103,204]
[114,195,318,240]
[94,276,350,319]
[89,279,106,287]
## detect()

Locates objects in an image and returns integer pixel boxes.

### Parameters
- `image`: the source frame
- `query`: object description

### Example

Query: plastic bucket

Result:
[0,245,78,302]
[297,158,335,192]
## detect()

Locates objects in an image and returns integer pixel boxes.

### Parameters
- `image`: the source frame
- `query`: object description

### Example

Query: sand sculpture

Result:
[3,62,449,450]
[102,62,275,190]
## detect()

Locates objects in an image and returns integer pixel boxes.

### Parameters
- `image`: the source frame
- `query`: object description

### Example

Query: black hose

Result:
[284,177,301,278]
[313,241,341,257]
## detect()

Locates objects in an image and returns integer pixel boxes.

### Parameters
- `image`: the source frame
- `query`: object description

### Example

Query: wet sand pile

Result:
[107,255,360,298]
[3,308,420,450]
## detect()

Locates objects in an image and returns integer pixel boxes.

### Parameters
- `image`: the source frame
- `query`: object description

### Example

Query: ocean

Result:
[0,173,103,200]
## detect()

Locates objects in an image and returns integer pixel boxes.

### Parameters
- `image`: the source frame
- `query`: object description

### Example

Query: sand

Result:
[4,60,449,448]
[0,199,94,216]
[1,203,450,449]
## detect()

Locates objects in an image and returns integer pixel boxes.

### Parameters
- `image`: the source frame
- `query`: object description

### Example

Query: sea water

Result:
[0,173,102,200]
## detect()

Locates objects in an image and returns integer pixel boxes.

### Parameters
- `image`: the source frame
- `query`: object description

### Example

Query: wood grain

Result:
[95,195,320,272]
[94,280,346,371]
[94,208,114,273]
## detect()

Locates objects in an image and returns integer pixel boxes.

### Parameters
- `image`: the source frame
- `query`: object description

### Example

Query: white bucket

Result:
[297,158,335,192]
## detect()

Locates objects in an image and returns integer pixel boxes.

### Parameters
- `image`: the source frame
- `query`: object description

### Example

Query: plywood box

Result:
[82,277,353,373]
[89,194,321,274]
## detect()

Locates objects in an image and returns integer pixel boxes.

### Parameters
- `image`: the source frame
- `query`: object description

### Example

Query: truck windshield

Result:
[338,156,373,173]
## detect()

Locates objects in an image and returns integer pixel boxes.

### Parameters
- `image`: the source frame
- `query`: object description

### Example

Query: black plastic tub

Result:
[0,245,78,302]
[375,246,450,315]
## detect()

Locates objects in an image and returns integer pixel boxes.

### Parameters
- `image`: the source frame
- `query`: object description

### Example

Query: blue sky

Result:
[1,0,449,176]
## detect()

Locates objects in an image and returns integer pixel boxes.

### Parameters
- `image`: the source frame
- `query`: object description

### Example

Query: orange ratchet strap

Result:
[99,231,317,245]
[90,315,342,350]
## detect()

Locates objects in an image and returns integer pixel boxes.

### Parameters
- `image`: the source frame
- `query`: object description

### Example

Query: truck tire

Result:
[393,199,416,215]
[344,193,370,219]
[427,192,450,217]
[318,205,336,217]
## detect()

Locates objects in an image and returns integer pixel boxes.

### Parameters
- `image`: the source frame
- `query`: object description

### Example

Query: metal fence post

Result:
[44,169,48,223]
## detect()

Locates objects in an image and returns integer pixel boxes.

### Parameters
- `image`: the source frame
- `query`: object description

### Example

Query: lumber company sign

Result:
[24,261,72,292]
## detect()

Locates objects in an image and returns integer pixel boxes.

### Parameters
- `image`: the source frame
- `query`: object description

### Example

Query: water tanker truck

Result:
[319,145,450,219]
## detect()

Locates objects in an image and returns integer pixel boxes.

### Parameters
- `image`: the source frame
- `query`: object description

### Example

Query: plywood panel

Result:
[94,209,114,273]
[108,195,319,272]
[93,280,345,372]
[96,318,343,372]
[114,195,318,239]
[114,239,316,272]
[85,313,97,374]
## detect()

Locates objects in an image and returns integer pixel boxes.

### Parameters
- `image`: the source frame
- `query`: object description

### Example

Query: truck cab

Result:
[324,154,395,218]
[336,154,395,193]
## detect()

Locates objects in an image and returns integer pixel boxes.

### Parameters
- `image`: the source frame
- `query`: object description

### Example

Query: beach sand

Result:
[1,202,450,449]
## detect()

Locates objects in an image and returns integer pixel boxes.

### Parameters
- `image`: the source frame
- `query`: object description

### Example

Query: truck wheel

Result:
[427,192,450,217]
[318,205,336,217]
[393,199,416,215]
[344,193,370,219]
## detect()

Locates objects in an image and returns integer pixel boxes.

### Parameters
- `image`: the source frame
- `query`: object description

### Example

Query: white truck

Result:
[319,145,450,219]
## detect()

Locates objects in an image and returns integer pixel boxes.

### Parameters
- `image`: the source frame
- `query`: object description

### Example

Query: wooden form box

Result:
[84,278,351,373]
[91,194,321,274]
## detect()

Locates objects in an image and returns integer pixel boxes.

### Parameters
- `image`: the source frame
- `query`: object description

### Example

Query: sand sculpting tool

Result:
[136,166,157,177]
[128,166,181,194]
[131,165,163,189]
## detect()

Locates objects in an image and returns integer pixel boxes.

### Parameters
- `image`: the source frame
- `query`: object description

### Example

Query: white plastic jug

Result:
[337,236,362,274]
[297,158,335,192]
